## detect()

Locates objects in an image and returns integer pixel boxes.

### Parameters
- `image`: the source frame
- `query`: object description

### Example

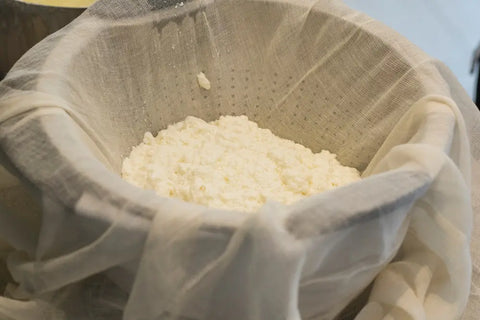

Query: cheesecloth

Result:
[0,0,479,319]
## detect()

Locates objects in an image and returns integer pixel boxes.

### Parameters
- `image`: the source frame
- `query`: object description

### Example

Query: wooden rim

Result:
[15,0,95,9]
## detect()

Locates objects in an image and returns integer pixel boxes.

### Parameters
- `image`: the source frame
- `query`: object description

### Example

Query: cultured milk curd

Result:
[122,115,360,212]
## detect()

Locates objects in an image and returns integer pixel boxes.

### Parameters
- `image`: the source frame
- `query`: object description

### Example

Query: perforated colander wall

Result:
[65,0,425,173]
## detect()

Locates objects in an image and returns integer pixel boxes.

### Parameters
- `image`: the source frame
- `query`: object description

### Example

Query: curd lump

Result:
[122,115,360,212]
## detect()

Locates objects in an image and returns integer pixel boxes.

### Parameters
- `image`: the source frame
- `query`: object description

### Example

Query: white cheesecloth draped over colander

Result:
[0,0,479,319]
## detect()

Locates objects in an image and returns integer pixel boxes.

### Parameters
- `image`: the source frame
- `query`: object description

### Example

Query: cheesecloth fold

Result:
[0,0,479,319]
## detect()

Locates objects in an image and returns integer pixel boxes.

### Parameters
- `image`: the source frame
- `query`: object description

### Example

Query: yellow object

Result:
[18,0,96,8]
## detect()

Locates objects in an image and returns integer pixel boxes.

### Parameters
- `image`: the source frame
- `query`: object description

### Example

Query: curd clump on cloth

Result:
[196,72,211,90]
[121,115,360,212]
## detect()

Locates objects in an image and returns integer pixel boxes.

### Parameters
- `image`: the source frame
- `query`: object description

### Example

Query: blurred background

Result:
[2,0,480,99]
[344,0,480,99]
